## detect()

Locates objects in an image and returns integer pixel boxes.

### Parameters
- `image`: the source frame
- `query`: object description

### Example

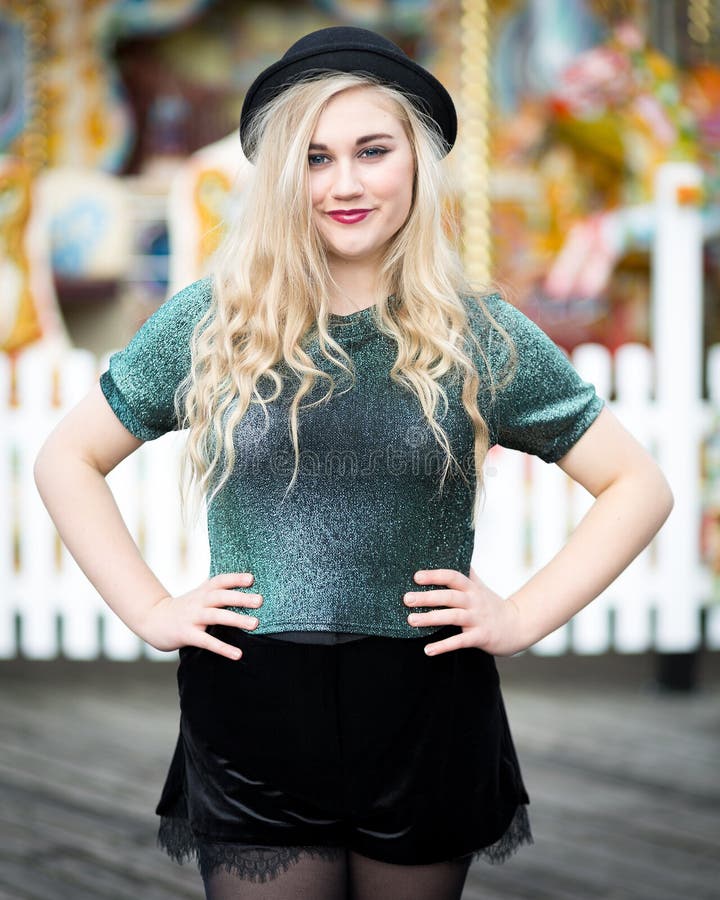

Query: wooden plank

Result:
[1,653,718,899]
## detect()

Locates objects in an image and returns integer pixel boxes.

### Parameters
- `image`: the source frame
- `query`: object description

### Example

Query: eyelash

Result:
[308,147,389,166]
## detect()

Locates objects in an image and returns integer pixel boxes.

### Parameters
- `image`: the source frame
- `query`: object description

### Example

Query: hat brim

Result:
[239,41,457,159]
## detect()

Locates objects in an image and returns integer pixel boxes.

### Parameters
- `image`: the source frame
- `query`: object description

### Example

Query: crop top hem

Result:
[226,612,445,639]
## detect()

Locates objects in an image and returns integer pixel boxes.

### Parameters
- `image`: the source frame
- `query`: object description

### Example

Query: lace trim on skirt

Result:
[157,815,343,883]
[157,803,533,883]
[462,803,534,865]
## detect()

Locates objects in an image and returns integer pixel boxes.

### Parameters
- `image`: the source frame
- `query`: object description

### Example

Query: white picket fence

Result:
[2,338,719,661]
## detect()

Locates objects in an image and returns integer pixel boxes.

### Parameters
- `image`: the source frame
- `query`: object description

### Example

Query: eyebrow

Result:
[308,133,396,151]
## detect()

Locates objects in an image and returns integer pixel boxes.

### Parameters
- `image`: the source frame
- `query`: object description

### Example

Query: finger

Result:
[422,633,469,656]
[200,608,260,630]
[206,589,263,608]
[404,588,465,608]
[414,568,473,590]
[199,632,243,661]
[407,608,468,628]
[209,572,254,588]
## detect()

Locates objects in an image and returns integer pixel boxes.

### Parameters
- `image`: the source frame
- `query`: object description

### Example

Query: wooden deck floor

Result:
[1,650,718,900]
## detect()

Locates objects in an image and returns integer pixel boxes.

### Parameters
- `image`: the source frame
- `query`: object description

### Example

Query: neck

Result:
[327,256,386,314]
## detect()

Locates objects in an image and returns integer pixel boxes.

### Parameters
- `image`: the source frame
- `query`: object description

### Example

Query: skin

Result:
[308,85,415,314]
[34,397,262,662]
[34,87,674,663]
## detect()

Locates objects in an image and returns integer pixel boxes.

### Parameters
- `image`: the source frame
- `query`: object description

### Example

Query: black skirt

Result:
[155,623,533,882]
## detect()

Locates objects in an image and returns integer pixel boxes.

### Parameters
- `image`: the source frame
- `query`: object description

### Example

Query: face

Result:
[308,86,415,270]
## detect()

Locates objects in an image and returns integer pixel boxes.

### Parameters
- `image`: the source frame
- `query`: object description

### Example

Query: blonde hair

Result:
[174,72,516,528]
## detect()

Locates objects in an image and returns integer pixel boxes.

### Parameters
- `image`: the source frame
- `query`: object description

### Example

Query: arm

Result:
[33,383,261,659]
[504,404,673,648]
[403,405,674,655]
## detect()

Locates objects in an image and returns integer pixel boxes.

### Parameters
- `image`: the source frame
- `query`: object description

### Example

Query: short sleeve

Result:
[468,293,605,463]
[99,277,213,441]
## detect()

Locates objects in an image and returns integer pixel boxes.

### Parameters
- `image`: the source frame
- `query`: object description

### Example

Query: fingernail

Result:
[232,650,242,660]
[249,618,258,628]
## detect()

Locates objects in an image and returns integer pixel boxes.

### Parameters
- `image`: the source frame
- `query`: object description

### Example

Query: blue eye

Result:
[360,146,388,158]
[308,154,329,166]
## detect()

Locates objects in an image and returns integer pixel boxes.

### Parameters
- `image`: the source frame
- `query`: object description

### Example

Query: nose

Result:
[330,159,363,199]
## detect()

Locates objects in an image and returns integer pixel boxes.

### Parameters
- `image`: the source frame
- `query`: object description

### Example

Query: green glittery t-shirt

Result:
[99,277,605,639]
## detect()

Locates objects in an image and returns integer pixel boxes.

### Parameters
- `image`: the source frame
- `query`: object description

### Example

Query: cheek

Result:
[309,175,326,207]
[379,158,415,209]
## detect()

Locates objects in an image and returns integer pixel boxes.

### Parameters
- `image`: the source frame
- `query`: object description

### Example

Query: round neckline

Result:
[327,294,400,338]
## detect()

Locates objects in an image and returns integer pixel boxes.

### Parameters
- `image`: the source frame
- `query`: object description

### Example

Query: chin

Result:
[327,244,382,261]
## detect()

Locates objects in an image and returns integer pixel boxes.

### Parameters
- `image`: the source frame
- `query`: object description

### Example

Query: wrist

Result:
[135,593,173,648]
[504,593,544,653]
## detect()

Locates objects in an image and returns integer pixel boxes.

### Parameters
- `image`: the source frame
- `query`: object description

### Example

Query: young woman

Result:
[34,26,674,900]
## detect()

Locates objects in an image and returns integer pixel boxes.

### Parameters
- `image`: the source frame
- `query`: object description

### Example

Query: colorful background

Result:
[1,0,718,356]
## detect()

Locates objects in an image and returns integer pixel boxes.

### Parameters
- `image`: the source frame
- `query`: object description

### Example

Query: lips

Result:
[327,209,373,224]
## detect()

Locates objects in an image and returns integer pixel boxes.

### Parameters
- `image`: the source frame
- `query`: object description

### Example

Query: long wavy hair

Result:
[174,72,517,528]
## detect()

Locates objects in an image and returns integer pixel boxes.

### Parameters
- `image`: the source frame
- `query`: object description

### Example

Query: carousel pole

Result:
[459,0,491,287]
[14,0,50,175]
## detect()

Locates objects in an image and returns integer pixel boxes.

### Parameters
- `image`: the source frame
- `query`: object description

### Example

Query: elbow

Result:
[33,440,47,484]
[660,473,674,521]
[611,460,674,534]
[33,438,54,495]
[33,431,70,493]
[650,465,674,529]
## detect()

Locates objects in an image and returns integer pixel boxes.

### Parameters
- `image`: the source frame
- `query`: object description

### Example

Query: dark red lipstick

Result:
[327,209,373,224]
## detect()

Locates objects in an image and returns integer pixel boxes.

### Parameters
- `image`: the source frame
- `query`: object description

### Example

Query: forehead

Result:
[312,86,403,135]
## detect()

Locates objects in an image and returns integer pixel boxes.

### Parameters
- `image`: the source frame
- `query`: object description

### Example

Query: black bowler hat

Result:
[239,26,457,160]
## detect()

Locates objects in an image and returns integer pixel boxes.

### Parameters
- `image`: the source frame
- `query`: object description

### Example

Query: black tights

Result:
[199,845,473,900]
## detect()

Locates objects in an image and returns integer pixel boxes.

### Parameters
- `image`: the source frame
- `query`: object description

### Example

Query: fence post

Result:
[652,161,704,688]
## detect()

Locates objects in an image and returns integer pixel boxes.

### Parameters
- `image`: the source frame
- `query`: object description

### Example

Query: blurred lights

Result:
[460,0,490,286]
